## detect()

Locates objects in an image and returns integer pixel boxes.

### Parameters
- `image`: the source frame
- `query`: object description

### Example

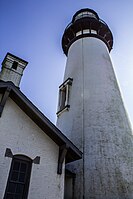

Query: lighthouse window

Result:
[60,86,67,110]
[12,61,18,70]
[76,31,82,36]
[83,29,90,34]
[91,30,97,34]
[75,12,83,20]
[57,78,73,115]
[75,11,96,21]
[87,12,96,18]
[4,155,32,199]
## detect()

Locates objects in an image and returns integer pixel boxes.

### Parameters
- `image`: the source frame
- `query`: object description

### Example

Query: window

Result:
[4,155,32,199]
[12,61,18,70]
[59,86,67,110]
[76,29,97,37]
[75,11,97,21]
[86,11,96,18]
[64,169,75,199]
[91,29,97,34]
[76,31,82,36]
[57,78,73,115]
[83,29,90,34]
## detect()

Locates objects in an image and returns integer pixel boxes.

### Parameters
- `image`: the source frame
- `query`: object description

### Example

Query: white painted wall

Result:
[0,98,64,199]
[57,37,133,199]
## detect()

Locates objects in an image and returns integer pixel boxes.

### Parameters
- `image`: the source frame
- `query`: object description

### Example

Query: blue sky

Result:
[0,1,133,126]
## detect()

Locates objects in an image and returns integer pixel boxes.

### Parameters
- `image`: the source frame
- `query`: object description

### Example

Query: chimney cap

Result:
[2,52,28,65]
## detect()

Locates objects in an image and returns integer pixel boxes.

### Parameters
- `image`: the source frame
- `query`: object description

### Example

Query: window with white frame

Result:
[57,78,73,115]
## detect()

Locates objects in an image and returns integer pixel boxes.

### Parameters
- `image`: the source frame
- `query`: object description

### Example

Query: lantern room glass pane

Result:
[76,31,82,36]
[91,30,97,34]
[83,29,90,34]
[75,11,97,21]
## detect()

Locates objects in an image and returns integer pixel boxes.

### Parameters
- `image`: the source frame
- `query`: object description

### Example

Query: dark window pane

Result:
[12,61,18,70]
[14,194,22,199]
[13,162,20,171]
[6,193,14,199]
[11,172,19,181]
[60,87,66,110]
[19,173,25,182]
[8,183,16,193]
[4,156,32,199]
[16,184,24,194]
[20,163,27,172]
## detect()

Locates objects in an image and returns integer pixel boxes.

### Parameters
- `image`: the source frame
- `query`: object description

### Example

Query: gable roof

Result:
[0,81,82,163]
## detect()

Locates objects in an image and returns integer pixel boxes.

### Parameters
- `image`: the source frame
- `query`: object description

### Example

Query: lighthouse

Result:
[56,8,133,199]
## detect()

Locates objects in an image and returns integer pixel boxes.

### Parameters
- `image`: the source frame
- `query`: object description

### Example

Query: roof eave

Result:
[0,81,82,163]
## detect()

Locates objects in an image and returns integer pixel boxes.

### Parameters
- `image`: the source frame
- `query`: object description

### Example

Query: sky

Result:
[0,1,133,126]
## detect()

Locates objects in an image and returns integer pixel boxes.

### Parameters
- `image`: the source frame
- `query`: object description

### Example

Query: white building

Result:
[57,8,133,199]
[0,53,82,199]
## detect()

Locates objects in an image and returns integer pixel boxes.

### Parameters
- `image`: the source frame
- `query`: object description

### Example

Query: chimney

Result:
[0,53,28,87]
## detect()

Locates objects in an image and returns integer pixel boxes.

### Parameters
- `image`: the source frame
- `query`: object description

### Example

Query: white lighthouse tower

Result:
[56,9,133,199]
